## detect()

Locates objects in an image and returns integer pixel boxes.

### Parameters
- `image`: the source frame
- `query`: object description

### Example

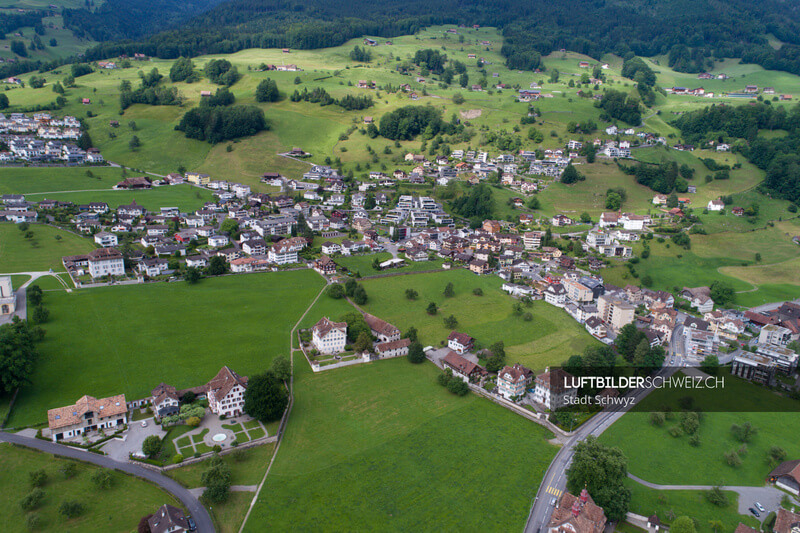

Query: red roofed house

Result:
[447,331,474,353]
[48,394,127,442]
[497,363,534,399]
[206,366,248,418]
[363,313,401,342]
[375,338,412,358]
[547,488,606,533]
[775,508,800,532]
[768,459,800,495]
[442,350,487,383]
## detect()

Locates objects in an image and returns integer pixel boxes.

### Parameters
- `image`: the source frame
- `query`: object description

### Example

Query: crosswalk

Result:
[544,485,562,498]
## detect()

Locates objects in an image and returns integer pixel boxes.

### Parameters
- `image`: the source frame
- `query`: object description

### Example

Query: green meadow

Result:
[246,359,558,532]
[6,270,325,427]
[0,222,95,273]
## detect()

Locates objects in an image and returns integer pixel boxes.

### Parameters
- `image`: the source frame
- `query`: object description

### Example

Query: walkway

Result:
[0,430,215,532]
[628,473,787,520]
[0,271,71,325]
[190,485,258,498]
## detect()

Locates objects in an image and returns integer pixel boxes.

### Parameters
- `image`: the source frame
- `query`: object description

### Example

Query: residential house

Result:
[312,317,347,354]
[87,248,125,279]
[313,256,337,276]
[447,331,474,354]
[547,489,607,533]
[47,394,127,442]
[364,313,401,343]
[584,316,607,338]
[442,350,487,383]
[759,324,793,347]
[597,294,635,331]
[707,198,725,211]
[532,368,577,410]
[681,286,714,313]
[206,366,248,418]
[375,338,412,358]
[544,283,567,308]
[497,364,533,400]
[147,504,190,533]
[768,460,800,495]
[93,232,118,248]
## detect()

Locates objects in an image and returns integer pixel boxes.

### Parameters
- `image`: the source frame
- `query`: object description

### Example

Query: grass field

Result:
[625,480,760,533]
[22,184,216,212]
[0,442,181,533]
[0,223,95,273]
[600,371,800,486]
[245,359,557,531]
[0,166,124,194]
[167,443,276,488]
[359,269,600,370]
[333,252,444,275]
[7,270,325,427]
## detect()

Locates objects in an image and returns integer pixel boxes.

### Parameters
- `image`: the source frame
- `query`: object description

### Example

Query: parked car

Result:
[755,502,766,513]
[141,420,147,427]
[550,497,557,506]
[187,517,197,531]
[749,508,760,517]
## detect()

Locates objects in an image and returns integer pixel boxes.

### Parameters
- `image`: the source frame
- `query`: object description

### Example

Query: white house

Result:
[708,198,725,211]
[497,364,533,400]
[47,394,128,442]
[208,234,230,248]
[532,368,577,410]
[93,231,118,248]
[312,317,347,354]
[447,331,474,354]
[87,248,125,279]
[544,283,567,308]
[206,366,248,418]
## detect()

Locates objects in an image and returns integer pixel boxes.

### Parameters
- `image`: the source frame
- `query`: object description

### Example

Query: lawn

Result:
[7,270,325,427]
[333,252,445,276]
[245,359,557,531]
[0,166,124,195]
[0,223,95,273]
[359,269,600,370]
[625,480,761,533]
[600,371,800,487]
[22,184,215,213]
[209,491,252,533]
[0,442,182,533]
[167,442,276,488]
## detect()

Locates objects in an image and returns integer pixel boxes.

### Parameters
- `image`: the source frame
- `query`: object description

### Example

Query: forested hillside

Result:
[65,0,800,76]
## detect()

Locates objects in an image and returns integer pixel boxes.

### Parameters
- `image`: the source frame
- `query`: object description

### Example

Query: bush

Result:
[327,283,345,299]
[689,434,701,447]
[186,416,201,427]
[59,500,85,518]
[173,454,184,464]
[20,488,44,511]
[668,425,683,438]
[724,450,742,467]
[60,462,77,479]
[29,469,47,488]
[26,513,40,531]
[91,469,113,489]
[472,287,483,296]
[142,435,162,458]
[213,444,222,453]
[649,412,665,426]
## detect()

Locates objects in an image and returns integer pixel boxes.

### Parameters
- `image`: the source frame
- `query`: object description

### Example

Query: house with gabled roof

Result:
[442,350,487,383]
[206,366,248,418]
[312,317,347,354]
[447,331,474,353]
[363,313,401,342]
[497,363,533,399]
[47,394,128,442]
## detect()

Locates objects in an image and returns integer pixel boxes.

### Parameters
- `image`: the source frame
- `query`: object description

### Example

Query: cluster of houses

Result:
[47,365,249,442]
[670,82,792,101]
[0,113,104,164]
[731,302,800,385]
[310,313,412,360]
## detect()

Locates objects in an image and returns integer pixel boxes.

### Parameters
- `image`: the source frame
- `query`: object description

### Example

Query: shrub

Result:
[213,445,222,453]
[689,434,701,447]
[173,454,184,464]
[472,287,483,296]
[60,462,77,479]
[59,500,85,518]
[91,469,113,489]
[194,452,201,458]
[29,469,47,488]
[724,450,742,468]
[705,486,729,507]
[668,425,683,438]
[446,378,470,396]
[20,488,44,511]
[26,513,41,530]
[649,412,665,426]
[186,416,201,427]
[142,435,162,458]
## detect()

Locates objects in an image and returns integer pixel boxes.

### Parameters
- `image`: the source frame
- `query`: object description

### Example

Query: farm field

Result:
[21,184,216,212]
[0,223,95,273]
[625,480,760,533]
[0,166,125,194]
[246,359,558,531]
[0,442,181,533]
[6,270,325,427]
[600,371,800,487]
[359,269,600,370]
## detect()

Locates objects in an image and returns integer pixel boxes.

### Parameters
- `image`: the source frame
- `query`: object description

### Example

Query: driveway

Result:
[101,417,166,461]
[0,430,215,532]
[427,347,479,368]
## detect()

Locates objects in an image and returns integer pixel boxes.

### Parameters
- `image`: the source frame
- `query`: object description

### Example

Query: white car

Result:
[141,420,147,427]
[755,502,766,513]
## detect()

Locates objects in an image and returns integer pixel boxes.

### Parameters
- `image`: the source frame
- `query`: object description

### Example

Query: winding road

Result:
[0,431,215,532]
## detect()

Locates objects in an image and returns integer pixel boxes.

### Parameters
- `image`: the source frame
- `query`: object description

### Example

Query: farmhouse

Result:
[707,198,725,211]
[375,338,412,358]
[206,366,248,418]
[312,317,347,354]
[47,394,128,442]
[447,331,475,354]
[442,350,487,383]
[364,313,401,342]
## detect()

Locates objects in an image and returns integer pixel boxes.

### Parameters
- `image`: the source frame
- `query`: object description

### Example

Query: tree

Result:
[0,93,8,110]
[352,285,368,305]
[142,435,162,458]
[60,462,77,479]
[354,330,372,353]
[710,281,735,306]
[426,302,438,315]
[408,341,425,364]
[138,514,154,533]
[270,355,291,382]
[206,256,227,276]
[605,192,622,210]
[185,267,201,284]
[405,288,418,300]
[77,131,93,150]
[704,486,729,507]
[446,378,469,396]
[27,284,43,307]
[0,318,43,394]
[327,283,345,299]
[20,488,44,511]
[201,454,231,503]
[731,421,758,443]
[129,135,141,150]
[667,192,679,208]
[59,500,85,519]
[32,305,49,324]
[767,445,787,467]
[11,40,27,57]
[443,282,455,297]
[671,517,697,533]
[91,470,113,489]
[700,355,719,374]
[29,469,47,488]
[244,371,288,422]
[560,164,585,184]
[404,327,418,343]
[566,436,630,521]
[255,78,280,102]
[344,278,358,297]
[169,57,195,82]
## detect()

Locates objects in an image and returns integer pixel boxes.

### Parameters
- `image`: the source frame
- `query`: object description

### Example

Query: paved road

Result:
[523,368,674,531]
[628,473,784,520]
[0,431,215,532]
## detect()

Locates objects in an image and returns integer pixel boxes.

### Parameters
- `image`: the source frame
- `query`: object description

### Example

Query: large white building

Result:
[312,317,348,354]
[87,248,125,279]
[47,394,128,442]
[206,366,249,418]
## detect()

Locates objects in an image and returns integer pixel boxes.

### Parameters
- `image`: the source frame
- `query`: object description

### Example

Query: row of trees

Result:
[175,104,267,144]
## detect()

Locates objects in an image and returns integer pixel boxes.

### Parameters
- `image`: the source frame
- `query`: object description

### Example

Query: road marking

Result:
[545,486,562,497]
